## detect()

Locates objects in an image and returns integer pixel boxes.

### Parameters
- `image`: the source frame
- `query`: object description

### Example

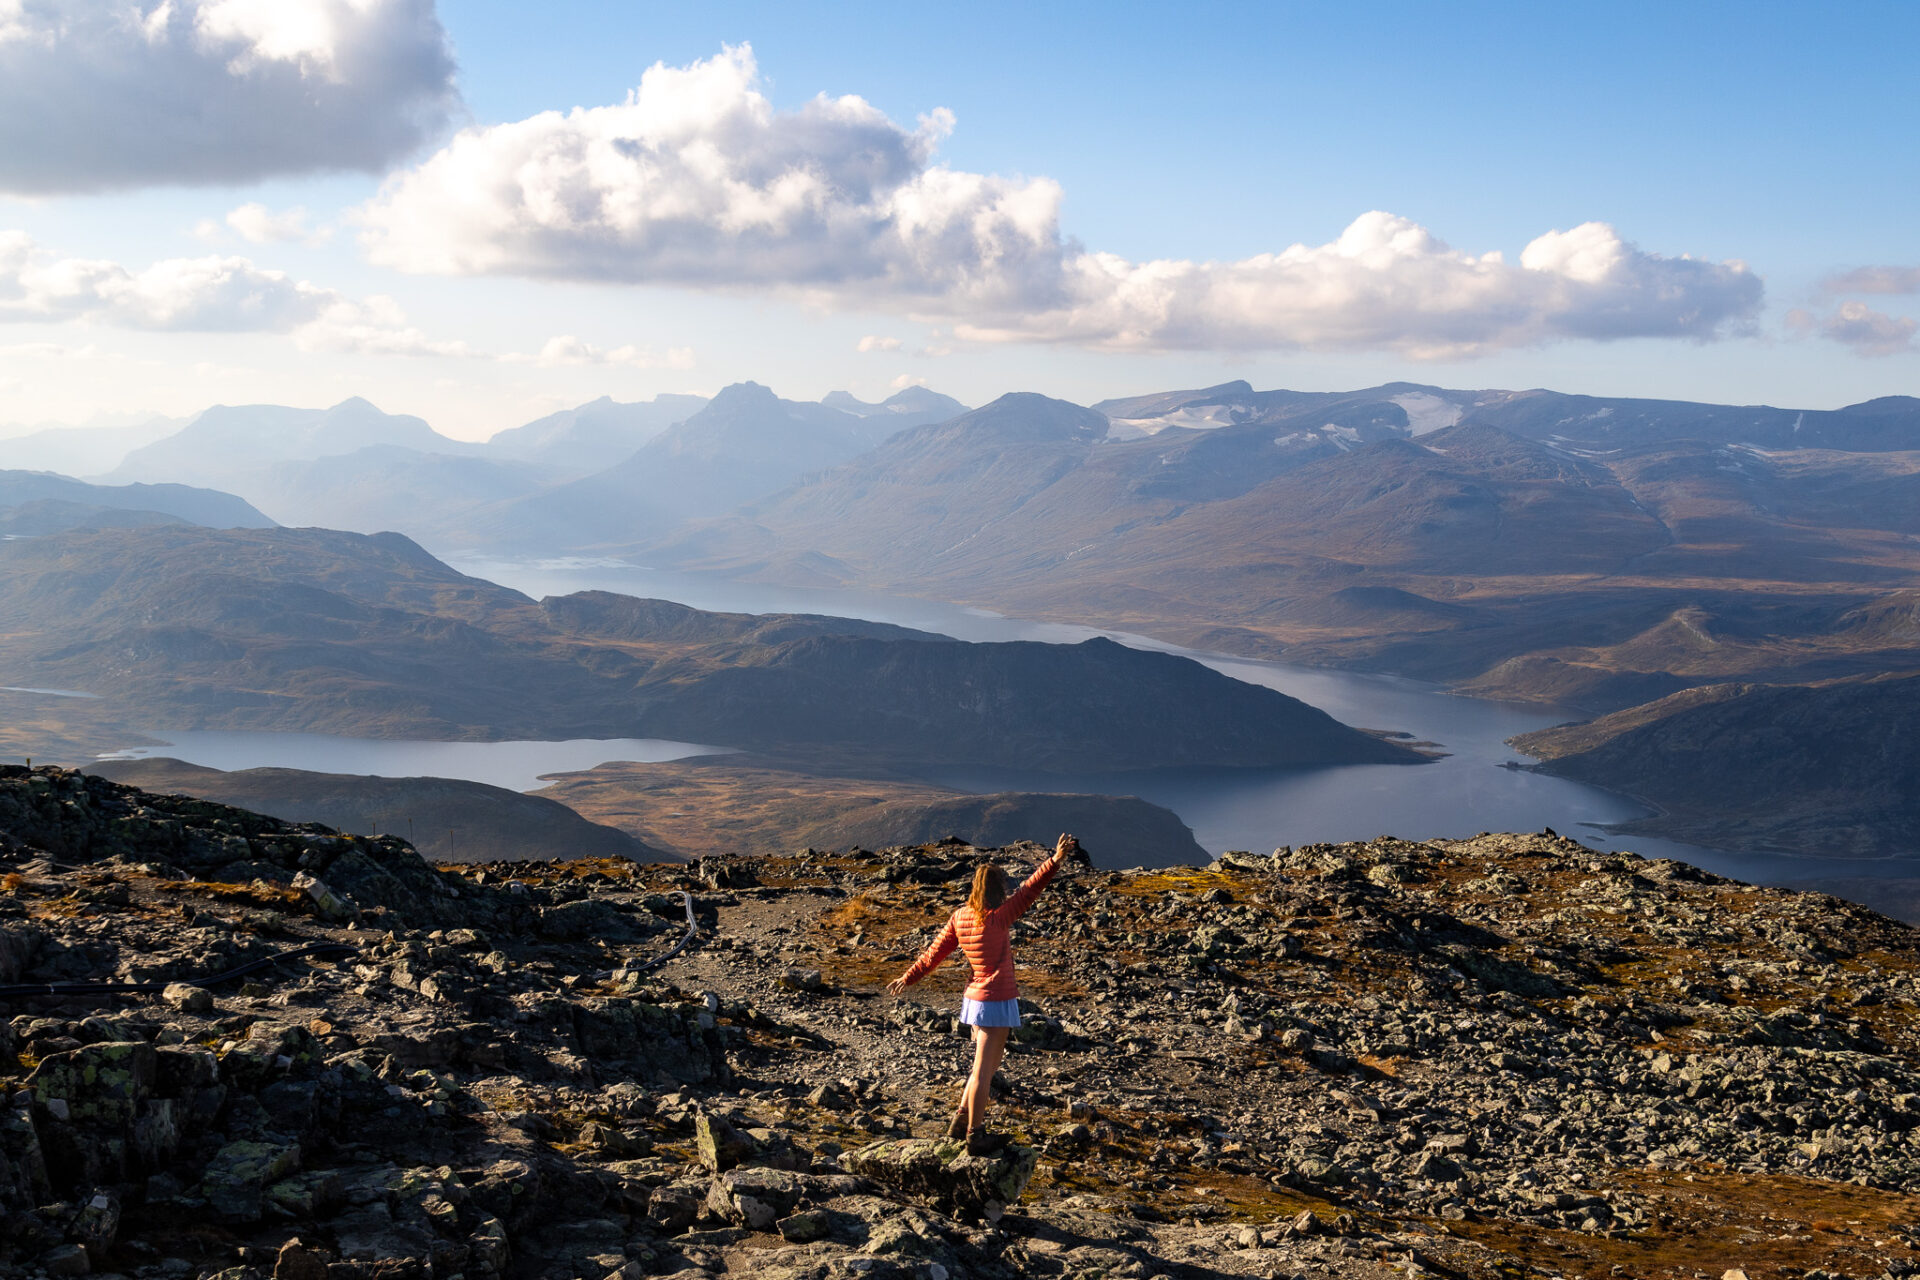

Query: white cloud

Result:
[358,44,1765,358]
[226,203,331,245]
[502,334,695,369]
[890,373,927,390]
[0,230,460,356]
[1789,300,1916,357]
[0,0,457,193]
[964,214,1763,357]
[857,335,903,352]
[294,294,468,357]
[1820,265,1920,296]
[0,230,330,330]
[359,43,1063,307]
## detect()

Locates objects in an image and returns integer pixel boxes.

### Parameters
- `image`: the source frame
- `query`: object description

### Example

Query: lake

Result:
[449,555,1920,889]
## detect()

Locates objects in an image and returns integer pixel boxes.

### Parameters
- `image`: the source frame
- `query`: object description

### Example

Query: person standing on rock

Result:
[886,833,1079,1155]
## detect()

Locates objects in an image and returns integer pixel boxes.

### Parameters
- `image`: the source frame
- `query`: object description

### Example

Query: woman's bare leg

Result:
[964,1026,1011,1132]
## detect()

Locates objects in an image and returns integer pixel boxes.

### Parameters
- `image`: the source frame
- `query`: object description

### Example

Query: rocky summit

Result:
[1,765,1918,1280]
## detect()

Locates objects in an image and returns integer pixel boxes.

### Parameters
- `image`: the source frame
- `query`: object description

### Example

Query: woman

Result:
[887,833,1078,1154]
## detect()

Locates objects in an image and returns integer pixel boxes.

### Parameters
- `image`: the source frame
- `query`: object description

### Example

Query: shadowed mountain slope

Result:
[0,525,1417,773]
[0,470,275,530]
[84,756,679,863]
[1513,673,1920,856]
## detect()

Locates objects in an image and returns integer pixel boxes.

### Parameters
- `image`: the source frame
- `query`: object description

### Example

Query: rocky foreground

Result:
[1,765,1918,1280]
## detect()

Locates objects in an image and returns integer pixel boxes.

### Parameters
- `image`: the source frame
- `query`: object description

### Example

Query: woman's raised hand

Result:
[1055,833,1079,862]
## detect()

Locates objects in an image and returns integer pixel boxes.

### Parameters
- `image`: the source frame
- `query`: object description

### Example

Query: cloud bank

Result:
[0,0,458,193]
[359,44,1763,358]
[0,230,461,356]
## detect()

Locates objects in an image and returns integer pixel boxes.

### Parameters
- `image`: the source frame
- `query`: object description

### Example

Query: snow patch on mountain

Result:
[1392,392,1465,436]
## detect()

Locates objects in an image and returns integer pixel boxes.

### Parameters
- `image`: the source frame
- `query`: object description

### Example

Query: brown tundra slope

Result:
[3,765,1919,1280]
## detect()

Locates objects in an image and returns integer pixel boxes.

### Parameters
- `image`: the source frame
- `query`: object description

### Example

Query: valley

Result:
[9,375,1920,881]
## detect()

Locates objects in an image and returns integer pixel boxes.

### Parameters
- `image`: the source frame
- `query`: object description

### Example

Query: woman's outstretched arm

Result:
[999,833,1078,923]
[887,912,959,995]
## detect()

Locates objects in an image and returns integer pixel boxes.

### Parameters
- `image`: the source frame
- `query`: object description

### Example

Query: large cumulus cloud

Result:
[358,44,1763,357]
[0,0,458,193]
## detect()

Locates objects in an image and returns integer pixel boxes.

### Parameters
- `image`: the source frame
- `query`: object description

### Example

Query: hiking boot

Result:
[966,1126,1005,1157]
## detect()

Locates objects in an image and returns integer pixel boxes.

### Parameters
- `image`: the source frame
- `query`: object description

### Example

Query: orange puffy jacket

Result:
[896,855,1060,1002]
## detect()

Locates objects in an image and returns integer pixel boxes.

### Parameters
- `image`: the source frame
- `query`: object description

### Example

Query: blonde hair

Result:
[966,863,1008,919]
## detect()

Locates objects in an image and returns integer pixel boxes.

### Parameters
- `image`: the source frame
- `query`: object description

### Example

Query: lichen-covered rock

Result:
[28,1041,154,1128]
[865,1207,952,1260]
[777,1207,829,1242]
[694,1111,758,1172]
[199,1139,301,1223]
[265,1168,344,1217]
[707,1166,810,1228]
[844,1137,1037,1214]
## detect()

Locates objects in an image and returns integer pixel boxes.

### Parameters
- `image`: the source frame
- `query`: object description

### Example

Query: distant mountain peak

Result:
[942,392,1108,443]
[823,386,970,422]
[710,381,780,407]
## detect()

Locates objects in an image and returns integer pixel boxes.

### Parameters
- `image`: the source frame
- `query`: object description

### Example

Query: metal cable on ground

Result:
[629,890,698,975]
[0,940,356,1000]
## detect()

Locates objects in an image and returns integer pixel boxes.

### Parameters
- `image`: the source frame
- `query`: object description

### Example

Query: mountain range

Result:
[89,384,970,554]
[635,384,1920,712]
[453,382,955,549]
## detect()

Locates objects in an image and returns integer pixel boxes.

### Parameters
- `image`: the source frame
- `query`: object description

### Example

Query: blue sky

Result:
[0,0,1914,438]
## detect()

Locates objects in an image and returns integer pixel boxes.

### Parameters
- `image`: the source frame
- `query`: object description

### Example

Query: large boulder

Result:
[844,1137,1037,1215]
